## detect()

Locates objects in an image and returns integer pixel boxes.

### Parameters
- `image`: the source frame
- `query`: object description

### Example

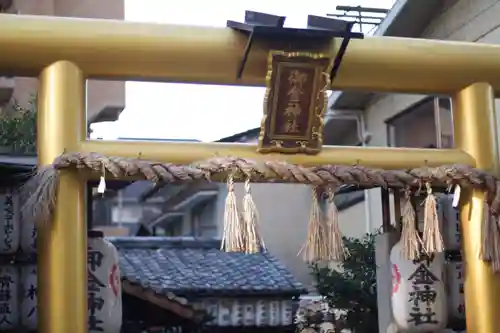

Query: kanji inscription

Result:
[258,51,332,154]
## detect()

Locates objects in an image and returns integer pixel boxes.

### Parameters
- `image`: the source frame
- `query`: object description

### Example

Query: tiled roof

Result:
[109,237,306,297]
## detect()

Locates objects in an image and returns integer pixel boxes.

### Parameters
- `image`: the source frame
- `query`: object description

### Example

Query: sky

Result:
[90,0,396,142]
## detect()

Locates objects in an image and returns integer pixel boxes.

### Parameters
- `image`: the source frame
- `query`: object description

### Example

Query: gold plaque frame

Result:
[257,51,332,154]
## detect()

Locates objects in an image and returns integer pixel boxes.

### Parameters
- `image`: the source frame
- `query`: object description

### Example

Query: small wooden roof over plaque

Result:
[257,51,333,155]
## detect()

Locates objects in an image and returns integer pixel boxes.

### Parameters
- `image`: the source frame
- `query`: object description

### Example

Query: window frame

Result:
[385,96,453,148]
[324,110,364,146]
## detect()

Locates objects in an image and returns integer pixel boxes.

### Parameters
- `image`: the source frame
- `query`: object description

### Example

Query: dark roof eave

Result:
[124,284,306,299]
[216,127,260,143]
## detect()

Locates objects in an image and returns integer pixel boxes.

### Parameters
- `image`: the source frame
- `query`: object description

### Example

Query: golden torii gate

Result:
[1,13,499,333]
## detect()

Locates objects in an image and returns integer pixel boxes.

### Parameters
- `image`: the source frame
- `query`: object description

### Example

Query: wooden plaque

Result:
[257,51,332,154]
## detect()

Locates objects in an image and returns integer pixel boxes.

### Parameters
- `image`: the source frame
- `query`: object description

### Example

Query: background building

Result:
[330,0,500,240]
[328,1,495,331]
[108,122,367,290]
[84,0,498,317]
[0,0,125,124]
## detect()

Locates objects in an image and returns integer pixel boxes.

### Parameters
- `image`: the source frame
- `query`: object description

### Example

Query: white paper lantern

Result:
[280,299,293,326]
[447,261,465,320]
[0,265,19,329]
[255,299,268,326]
[20,265,37,330]
[268,300,281,326]
[230,299,243,326]
[242,300,256,326]
[0,189,20,254]
[217,299,231,326]
[88,231,122,333]
[390,241,447,332]
[438,195,466,319]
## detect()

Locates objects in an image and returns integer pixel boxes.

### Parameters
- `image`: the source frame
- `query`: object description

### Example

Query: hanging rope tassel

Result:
[242,178,266,254]
[482,210,500,272]
[480,203,493,262]
[491,215,500,272]
[422,182,445,254]
[325,188,348,261]
[298,188,327,263]
[220,175,244,252]
[400,189,422,260]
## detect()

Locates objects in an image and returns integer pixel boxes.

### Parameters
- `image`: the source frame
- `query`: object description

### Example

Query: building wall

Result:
[361,3,500,330]
[195,133,365,287]
[363,0,500,233]
[9,0,125,124]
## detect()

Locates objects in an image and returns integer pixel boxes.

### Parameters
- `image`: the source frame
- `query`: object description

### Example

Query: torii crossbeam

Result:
[1,13,499,333]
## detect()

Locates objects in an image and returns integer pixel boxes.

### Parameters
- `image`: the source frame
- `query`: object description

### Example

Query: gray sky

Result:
[91,0,396,141]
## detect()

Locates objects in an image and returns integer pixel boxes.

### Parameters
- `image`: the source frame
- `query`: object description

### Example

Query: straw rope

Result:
[48,152,499,190]
[21,151,500,225]
[21,151,500,269]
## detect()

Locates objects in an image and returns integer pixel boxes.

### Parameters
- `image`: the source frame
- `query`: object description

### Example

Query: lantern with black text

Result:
[88,230,122,333]
[20,208,36,254]
[440,195,465,320]
[20,265,37,330]
[390,241,447,332]
[0,266,19,329]
[0,188,20,254]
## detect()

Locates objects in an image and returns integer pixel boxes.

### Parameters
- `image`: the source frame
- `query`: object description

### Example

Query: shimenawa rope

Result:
[20,152,500,270]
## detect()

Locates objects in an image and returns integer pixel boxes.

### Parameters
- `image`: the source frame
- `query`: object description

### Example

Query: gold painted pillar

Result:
[453,83,500,333]
[37,61,87,333]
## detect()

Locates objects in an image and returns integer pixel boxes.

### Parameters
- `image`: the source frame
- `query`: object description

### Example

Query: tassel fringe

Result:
[220,175,245,252]
[241,178,266,253]
[299,188,327,263]
[481,205,500,272]
[400,190,422,260]
[325,189,347,261]
[422,183,445,254]
[492,216,500,272]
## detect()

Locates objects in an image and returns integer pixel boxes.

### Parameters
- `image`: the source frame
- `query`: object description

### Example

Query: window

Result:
[191,200,217,237]
[93,197,112,226]
[323,112,367,210]
[162,218,183,236]
[386,97,453,148]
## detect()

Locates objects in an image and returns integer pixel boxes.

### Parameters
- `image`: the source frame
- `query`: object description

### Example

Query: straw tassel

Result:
[422,182,444,254]
[220,175,245,252]
[298,188,327,263]
[492,215,500,272]
[480,201,494,261]
[325,189,348,261]
[480,207,493,262]
[481,208,500,271]
[241,178,266,253]
[400,189,422,260]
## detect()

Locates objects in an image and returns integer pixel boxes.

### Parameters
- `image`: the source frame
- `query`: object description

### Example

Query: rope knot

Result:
[426,182,432,195]
[227,175,235,192]
[244,178,251,193]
